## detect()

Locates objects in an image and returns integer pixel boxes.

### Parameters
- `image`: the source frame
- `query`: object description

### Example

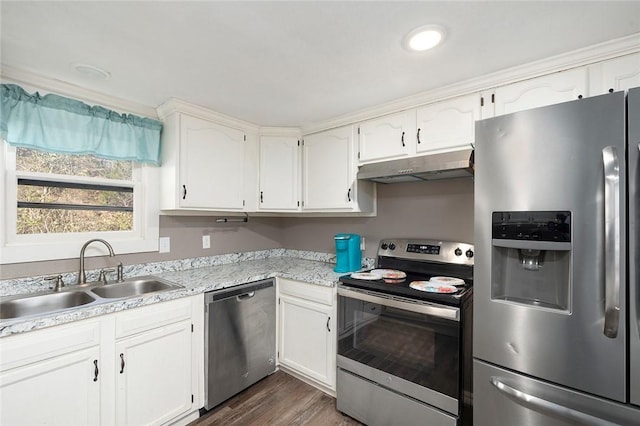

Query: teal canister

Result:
[334,233,362,273]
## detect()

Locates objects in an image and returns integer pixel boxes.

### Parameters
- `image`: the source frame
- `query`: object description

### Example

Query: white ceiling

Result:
[2,1,640,128]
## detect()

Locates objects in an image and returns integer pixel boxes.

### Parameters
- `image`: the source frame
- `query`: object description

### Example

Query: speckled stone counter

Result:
[0,250,374,337]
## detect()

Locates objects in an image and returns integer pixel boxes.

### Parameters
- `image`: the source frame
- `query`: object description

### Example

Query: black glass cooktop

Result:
[338,256,474,306]
[338,270,472,306]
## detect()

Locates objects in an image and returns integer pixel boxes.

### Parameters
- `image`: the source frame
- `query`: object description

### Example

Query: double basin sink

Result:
[0,276,182,320]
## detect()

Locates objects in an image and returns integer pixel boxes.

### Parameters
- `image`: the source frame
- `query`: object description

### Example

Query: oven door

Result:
[337,285,461,415]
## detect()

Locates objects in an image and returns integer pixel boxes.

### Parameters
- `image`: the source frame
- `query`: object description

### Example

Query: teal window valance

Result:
[0,84,162,165]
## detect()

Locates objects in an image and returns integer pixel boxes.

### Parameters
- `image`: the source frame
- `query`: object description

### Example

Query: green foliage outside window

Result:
[16,148,134,234]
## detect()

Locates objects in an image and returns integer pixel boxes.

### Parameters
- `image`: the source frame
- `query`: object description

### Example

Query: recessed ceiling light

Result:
[72,63,111,80]
[403,25,446,52]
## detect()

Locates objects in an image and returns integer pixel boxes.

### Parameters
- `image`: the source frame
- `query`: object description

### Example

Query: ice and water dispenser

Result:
[491,211,572,311]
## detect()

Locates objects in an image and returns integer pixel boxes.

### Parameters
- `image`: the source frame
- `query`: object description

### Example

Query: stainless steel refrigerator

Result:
[473,88,640,425]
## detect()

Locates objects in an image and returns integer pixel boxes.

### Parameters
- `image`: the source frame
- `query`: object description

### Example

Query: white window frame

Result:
[0,143,159,264]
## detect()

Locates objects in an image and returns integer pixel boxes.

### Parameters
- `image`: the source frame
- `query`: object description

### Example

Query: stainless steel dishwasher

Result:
[204,279,276,410]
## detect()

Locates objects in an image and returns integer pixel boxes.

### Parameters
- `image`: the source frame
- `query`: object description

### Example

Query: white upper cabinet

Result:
[302,125,374,213]
[415,93,482,154]
[258,135,301,211]
[589,52,640,96]
[358,110,416,163]
[160,112,247,211]
[491,67,588,117]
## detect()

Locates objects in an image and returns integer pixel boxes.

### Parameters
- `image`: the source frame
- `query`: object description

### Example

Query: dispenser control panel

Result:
[492,211,571,242]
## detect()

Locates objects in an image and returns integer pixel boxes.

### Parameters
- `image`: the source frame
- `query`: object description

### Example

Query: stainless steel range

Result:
[336,238,474,426]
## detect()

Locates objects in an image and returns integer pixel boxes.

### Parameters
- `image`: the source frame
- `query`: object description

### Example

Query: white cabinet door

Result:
[592,52,640,95]
[115,320,193,426]
[259,135,300,211]
[493,67,588,116]
[179,114,245,210]
[0,347,102,426]
[302,126,354,210]
[358,110,416,163]
[278,294,335,389]
[0,323,102,426]
[415,93,481,153]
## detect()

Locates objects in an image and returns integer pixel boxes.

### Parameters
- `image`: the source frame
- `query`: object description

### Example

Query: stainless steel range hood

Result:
[357,148,474,183]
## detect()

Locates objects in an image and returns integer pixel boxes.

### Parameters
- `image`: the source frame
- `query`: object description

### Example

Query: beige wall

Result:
[0,179,474,279]
[280,178,474,258]
[0,216,284,279]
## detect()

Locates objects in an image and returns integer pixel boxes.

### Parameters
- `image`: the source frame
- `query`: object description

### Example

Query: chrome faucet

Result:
[78,239,116,284]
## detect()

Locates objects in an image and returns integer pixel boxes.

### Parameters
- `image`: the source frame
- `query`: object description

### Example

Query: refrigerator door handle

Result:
[490,377,618,426]
[602,146,621,339]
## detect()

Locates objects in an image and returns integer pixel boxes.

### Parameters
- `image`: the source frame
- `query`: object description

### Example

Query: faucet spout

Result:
[78,239,116,284]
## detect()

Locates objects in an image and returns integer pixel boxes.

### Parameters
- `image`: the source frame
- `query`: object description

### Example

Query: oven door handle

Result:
[338,286,459,321]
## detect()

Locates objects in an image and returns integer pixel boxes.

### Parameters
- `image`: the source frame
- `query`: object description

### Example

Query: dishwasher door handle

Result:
[237,292,255,301]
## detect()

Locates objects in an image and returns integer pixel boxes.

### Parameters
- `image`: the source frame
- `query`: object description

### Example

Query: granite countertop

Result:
[0,254,351,337]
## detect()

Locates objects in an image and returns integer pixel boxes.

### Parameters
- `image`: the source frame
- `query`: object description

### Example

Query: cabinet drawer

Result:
[278,278,334,306]
[0,319,101,371]
[115,298,192,339]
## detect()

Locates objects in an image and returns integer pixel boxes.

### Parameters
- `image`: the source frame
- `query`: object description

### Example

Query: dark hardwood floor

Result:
[190,371,362,426]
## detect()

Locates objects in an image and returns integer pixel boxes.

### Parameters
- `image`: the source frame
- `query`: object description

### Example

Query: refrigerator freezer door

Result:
[629,87,640,407]
[474,360,640,426]
[474,92,627,401]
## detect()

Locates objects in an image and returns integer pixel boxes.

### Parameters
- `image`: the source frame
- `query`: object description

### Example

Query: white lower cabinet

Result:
[277,278,336,393]
[114,297,196,426]
[116,320,193,426]
[0,320,102,426]
[0,295,203,426]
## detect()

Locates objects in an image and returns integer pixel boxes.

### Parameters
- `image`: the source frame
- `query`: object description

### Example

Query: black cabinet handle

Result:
[182,185,187,200]
[326,317,331,332]
[120,353,125,374]
[401,131,405,147]
[347,188,351,202]
[93,360,99,382]
[417,128,421,144]
[260,191,264,203]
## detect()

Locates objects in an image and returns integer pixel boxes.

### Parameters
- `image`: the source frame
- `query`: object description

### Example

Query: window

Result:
[1,144,159,264]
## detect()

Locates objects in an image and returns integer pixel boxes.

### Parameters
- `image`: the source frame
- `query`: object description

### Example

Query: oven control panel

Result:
[407,243,441,255]
[378,239,474,265]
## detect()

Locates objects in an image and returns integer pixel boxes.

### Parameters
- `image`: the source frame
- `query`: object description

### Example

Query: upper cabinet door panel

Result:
[259,136,300,210]
[303,126,353,210]
[493,67,588,116]
[415,93,481,153]
[596,52,640,95]
[180,114,245,209]
[358,110,415,163]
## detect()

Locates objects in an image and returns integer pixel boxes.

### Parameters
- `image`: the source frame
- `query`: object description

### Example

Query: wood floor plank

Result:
[191,371,361,426]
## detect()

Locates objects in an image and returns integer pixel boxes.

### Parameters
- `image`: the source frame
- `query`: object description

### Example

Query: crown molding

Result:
[156,97,261,133]
[0,65,159,119]
[301,32,640,135]
[259,127,301,137]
